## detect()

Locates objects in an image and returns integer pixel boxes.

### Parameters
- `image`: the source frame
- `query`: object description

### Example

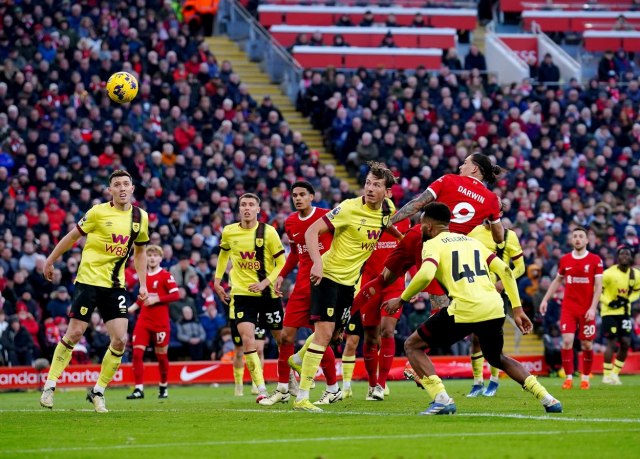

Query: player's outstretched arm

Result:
[44,226,83,281]
[305,218,330,286]
[490,220,505,244]
[390,189,434,225]
[385,259,437,314]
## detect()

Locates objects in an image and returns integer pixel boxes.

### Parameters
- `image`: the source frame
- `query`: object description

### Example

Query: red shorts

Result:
[132,321,170,347]
[360,270,405,327]
[283,290,311,329]
[560,308,596,340]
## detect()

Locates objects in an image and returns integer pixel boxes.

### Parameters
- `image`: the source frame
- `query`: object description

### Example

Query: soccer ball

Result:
[106,72,138,104]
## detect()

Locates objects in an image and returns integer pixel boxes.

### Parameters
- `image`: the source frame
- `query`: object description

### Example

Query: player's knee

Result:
[380,327,394,339]
[111,334,127,351]
[65,330,84,344]
[279,330,295,346]
[620,337,631,351]
[404,334,421,353]
[581,340,593,351]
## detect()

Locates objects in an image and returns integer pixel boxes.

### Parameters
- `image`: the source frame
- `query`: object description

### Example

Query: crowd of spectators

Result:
[1,0,640,368]
[297,46,640,345]
[0,0,346,366]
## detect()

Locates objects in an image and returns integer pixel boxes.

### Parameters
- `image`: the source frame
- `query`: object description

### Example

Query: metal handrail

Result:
[258,0,477,7]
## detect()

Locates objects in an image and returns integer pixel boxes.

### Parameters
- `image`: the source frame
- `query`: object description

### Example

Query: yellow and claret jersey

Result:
[421,231,505,323]
[600,265,640,316]
[219,223,285,298]
[76,202,149,289]
[321,196,395,286]
[467,225,524,283]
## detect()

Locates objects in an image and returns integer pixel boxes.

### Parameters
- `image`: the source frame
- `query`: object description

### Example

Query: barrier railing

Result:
[215,0,303,103]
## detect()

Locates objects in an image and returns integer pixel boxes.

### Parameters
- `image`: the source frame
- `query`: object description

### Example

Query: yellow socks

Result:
[613,359,625,375]
[233,366,245,385]
[294,333,315,363]
[420,375,447,402]
[244,350,265,388]
[471,352,484,384]
[490,365,500,381]
[342,354,356,389]
[97,346,124,389]
[523,374,557,407]
[45,339,75,387]
[299,343,325,392]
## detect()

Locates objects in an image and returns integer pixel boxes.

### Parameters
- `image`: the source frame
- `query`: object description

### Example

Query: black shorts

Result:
[602,315,633,340]
[69,282,128,323]
[234,295,283,331]
[230,318,266,347]
[345,310,363,336]
[310,277,354,327]
[417,309,506,368]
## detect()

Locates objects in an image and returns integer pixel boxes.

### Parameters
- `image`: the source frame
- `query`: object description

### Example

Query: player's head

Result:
[239,193,261,224]
[570,226,588,251]
[616,244,634,267]
[146,244,163,269]
[460,153,502,185]
[364,161,395,206]
[108,169,134,206]
[290,181,315,212]
[420,202,451,240]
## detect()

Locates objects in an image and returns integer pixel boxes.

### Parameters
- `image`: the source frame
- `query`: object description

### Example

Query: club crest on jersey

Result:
[348,323,355,331]
[256,238,264,248]
[80,306,88,316]
[132,222,140,232]
[327,308,334,317]
[382,215,390,227]
[237,312,244,319]
[234,337,241,344]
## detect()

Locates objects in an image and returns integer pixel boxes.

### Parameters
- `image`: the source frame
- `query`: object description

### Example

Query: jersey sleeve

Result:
[421,239,441,269]
[266,226,285,259]
[323,199,353,232]
[164,272,179,294]
[426,176,447,200]
[557,256,566,277]
[488,194,501,223]
[76,206,98,235]
[135,210,150,245]
[219,227,230,251]
[594,256,604,276]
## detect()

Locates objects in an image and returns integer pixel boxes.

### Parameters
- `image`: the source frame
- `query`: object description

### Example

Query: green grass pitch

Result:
[1,377,639,459]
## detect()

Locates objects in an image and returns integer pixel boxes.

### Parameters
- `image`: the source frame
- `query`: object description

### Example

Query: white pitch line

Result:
[2,428,639,455]
[3,407,640,425]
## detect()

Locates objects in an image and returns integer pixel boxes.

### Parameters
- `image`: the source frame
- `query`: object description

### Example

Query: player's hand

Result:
[274,276,285,297]
[143,293,160,307]
[585,307,596,322]
[494,280,504,293]
[310,262,323,286]
[214,281,230,305]
[248,279,270,293]
[44,259,55,282]
[127,305,139,314]
[539,300,548,316]
[382,297,402,314]
[513,308,533,335]
[137,286,149,303]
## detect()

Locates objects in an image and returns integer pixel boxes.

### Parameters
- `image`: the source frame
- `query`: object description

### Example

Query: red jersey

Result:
[135,269,180,328]
[558,251,604,312]
[363,219,410,279]
[427,174,501,235]
[281,207,333,291]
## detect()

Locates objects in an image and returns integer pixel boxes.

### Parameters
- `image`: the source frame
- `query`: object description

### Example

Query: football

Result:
[106,71,138,104]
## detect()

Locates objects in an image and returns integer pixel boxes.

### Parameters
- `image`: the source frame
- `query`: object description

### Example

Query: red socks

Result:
[132,347,144,386]
[363,342,379,387]
[582,349,593,376]
[352,275,384,314]
[561,348,574,376]
[157,353,169,385]
[320,346,337,386]
[378,337,395,388]
[278,343,295,384]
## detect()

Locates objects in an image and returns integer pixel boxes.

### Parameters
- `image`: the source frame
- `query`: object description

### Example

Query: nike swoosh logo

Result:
[180,364,220,382]
[293,233,300,237]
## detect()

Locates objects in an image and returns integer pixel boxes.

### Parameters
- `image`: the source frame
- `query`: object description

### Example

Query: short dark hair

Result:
[421,202,451,224]
[290,181,315,195]
[109,169,133,184]
[366,161,396,188]
[239,193,261,205]
[572,226,588,236]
